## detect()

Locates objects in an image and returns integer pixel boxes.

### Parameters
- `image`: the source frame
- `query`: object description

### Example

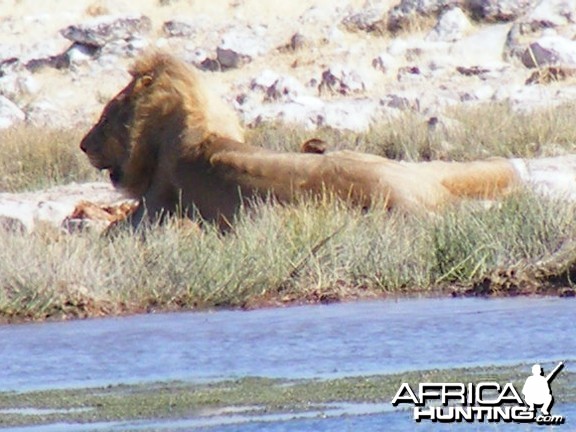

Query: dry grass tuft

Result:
[0,126,105,192]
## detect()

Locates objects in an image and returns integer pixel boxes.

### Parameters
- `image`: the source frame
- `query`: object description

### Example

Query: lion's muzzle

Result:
[79,136,89,154]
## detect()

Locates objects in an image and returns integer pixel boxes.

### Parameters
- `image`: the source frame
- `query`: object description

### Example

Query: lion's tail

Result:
[410,158,520,200]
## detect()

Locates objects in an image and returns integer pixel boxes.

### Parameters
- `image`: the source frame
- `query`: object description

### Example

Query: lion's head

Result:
[80,84,137,187]
[80,51,244,198]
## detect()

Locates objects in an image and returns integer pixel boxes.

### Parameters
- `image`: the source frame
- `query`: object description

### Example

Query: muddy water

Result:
[0,297,574,392]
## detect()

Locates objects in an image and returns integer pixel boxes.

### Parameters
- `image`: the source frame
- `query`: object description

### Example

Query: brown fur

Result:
[333,151,518,211]
[81,52,520,229]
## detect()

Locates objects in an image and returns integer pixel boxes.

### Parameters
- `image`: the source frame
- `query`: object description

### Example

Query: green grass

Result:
[0,104,575,321]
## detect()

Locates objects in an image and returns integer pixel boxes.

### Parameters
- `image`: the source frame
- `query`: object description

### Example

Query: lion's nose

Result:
[80,138,88,153]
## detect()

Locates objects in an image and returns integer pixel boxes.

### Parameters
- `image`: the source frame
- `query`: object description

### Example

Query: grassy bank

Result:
[0,362,574,428]
[0,192,574,321]
[0,104,575,321]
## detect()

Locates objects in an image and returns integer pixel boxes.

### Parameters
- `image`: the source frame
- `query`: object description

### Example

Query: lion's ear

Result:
[141,75,153,87]
[134,74,154,93]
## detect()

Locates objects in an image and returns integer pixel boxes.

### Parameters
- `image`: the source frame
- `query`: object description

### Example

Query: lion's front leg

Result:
[124,191,175,229]
[128,201,147,229]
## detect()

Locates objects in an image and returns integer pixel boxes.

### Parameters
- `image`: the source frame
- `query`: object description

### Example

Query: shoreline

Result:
[0,284,573,325]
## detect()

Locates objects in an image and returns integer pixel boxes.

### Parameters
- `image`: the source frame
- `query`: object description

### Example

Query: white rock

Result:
[324,26,346,44]
[387,37,452,65]
[0,95,25,129]
[387,38,410,57]
[240,95,324,130]
[387,0,462,32]
[449,24,511,67]
[17,40,68,65]
[0,118,14,129]
[372,52,398,74]
[527,0,576,27]
[180,47,211,67]
[162,20,195,38]
[19,74,41,95]
[341,6,387,33]
[427,8,472,42]
[250,70,308,102]
[25,99,82,129]
[381,92,421,111]
[292,95,325,110]
[473,84,496,100]
[34,201,77,227]
[162,15,212,38]
[102,37,149,58]
[273,76,307,101]
[319,64,368,95]
[220,26,270,58]
[67,43,97,67]
[239,94,380,132]
[468,0,536,22]
[320,99,378,132]
[276,102,323,129]
[459,84,495,102]
[0,200,35,232]
[505,85,576,112]
[60,15,152,47]
[0,73,40,100]
[250,69,281,90]
[521,34,576,68]
[0,57,21,76]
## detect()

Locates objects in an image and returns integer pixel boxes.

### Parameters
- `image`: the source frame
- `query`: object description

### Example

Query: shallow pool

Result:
[0,296,573,392]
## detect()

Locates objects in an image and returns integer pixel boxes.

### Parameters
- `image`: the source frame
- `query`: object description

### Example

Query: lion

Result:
[80,51,520,229]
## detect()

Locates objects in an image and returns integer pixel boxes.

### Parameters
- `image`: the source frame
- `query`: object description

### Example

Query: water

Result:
[0,297,574,392]
[1,297,574,431]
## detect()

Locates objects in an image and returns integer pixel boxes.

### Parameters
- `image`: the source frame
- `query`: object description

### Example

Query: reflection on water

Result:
[0,297,574,391]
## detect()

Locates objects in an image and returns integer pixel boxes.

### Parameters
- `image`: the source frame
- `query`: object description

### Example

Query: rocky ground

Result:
[1,0,576,131]
[1,0,576,231]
